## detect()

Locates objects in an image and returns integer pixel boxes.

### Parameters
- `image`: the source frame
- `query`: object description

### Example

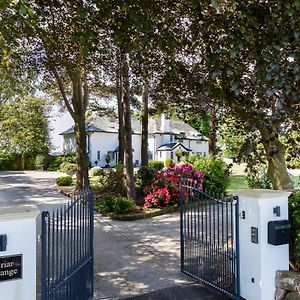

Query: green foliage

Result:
[0,97,49,157]
[60,162,77,176]
[112,197,135,215]
[56,176,73,186]
[148,160,164,171]
[35,154,44,170]
[97,168,126,197]
[96,195,135,215]
[184,155,231,194]
[289,191,300,269]
[245,166,272,189]
[0,152,18,170]
[96,196,115,214]
[135,166,157,197]
[47,155,76,171]
[165,158,173,167]
[89,166,103,176]
[178,113,209,137]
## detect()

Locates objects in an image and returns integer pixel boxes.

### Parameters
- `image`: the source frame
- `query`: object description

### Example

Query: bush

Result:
[35,154,44,170]
[0,153,18,170]
[97,168,126,197]
[245,166,272,189]
[148,160,164,171]
[47,155,76,171]
[96,196,135,215]
[89,166,103,176]
[112,197,135,214]
[184,155,231,195]
[144,163,204,208]
[165,158,173,167]
[60,162,77,176]
[135,166,157,196]
[289,191,300,269]
[56,176,73,186]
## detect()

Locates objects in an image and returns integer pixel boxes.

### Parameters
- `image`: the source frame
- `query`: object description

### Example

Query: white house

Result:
[60,114,209,167]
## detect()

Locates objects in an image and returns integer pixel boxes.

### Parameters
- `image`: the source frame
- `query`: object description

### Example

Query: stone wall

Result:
[275,271,300,300]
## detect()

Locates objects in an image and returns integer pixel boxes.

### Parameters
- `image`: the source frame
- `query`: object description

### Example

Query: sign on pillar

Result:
[0,205,39,300]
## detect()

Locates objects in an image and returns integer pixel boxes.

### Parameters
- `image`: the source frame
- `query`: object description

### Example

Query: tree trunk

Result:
[209,101,217,156]
[21,153,25,170]
[260,128,293,190]
[120,51,136,199]
[116,49,124,164]
[74,114,89,190]
[141,80,149,166]
[69,72,89,190]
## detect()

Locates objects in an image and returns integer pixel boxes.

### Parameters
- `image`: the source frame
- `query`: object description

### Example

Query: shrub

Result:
[289,191,300,269]
[60,162,77,176]
[165,158,173,167]
[97,168,126,197]
[35,154,44,170]
[144,163,204,208]
[89,166,103,176]
[96,196,115,214]
[0,153,18,170]
[47,155,76,171]
[112,197,135,214]
[135,166,157,196]
[245,166,272,189]
[148,160,164,171]
[96,196,135,215]
[184,155,231,195]
[56,176,73,186]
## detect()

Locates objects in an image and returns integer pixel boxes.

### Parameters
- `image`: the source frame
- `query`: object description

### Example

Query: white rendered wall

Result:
[0,205,39,300]
[237,190,290,300]
[90,132,118,166]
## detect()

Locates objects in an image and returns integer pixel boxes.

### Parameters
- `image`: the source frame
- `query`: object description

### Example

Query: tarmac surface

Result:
[0,171,227,300]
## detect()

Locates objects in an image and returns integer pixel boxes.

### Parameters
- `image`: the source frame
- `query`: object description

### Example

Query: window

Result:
[170,152,174,159]
[170,134,173,142]
[97,151,101,160]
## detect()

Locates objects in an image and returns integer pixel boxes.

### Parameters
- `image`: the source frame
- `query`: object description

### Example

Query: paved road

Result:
[0,171,227,300]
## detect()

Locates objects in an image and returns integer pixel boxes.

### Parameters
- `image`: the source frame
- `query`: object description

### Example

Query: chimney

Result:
[161,113,170,133]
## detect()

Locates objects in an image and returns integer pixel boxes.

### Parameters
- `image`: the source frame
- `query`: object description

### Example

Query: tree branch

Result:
[52,66,75,119]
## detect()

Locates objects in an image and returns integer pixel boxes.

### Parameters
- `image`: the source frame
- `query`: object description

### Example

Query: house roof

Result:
[156,142,192,152]
[60,115,209,141]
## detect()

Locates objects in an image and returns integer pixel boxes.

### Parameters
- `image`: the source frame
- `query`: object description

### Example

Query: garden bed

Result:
[102,205,180,221]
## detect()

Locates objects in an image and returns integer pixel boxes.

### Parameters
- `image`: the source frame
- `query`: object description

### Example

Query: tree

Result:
[163,0,300,189]
[4,1,111,189]
[0,97,49,169]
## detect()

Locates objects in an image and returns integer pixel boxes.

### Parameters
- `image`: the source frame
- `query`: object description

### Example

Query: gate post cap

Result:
[0,205,39,220]
[234,189,292,200]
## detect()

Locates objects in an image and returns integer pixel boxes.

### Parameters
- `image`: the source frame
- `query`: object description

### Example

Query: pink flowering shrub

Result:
[144,163,204,208]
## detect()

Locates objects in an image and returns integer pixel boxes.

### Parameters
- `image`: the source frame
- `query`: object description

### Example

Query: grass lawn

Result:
[228,175,247,191]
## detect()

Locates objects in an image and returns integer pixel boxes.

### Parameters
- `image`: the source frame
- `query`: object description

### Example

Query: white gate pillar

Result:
[236,189,291,300]
[0,205,39,300]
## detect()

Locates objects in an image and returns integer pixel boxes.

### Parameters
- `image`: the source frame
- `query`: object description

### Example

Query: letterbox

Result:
[268,220,290,246]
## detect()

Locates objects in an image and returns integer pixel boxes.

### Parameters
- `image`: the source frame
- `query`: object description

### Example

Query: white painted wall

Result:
[0,205,39,300]
[237,190,290,300]
[63,130,209,166]
[89,132,119,167]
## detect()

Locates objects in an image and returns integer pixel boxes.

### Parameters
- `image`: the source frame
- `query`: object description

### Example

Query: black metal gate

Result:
[180,180,240,299]
[41,189,94,300]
